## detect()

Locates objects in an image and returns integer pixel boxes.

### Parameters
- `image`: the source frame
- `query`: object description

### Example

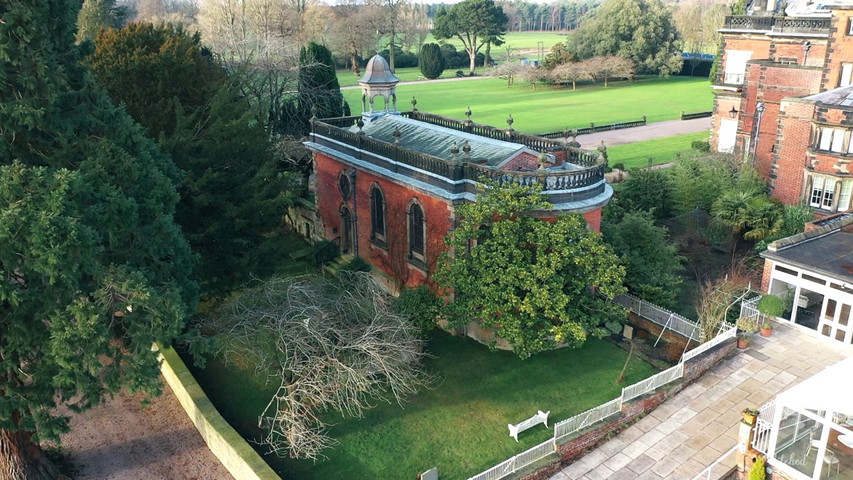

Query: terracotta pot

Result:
[760,327,772,337]
[737,337,750,349]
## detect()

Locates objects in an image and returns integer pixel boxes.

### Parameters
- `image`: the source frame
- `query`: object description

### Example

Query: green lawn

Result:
[341,77,712,135]
[186,329,657,480]
[423,31,568,59]
[608,132,710,170]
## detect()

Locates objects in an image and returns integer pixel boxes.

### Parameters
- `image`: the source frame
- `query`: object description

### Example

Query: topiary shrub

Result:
[418,43,445,79]
[691,140,711,152]
[340,256,371,273]
[311,240,339,266]
[612,162,625,171]
[757,294,785,318]
[392,286,441,335]
[749,455,766,480]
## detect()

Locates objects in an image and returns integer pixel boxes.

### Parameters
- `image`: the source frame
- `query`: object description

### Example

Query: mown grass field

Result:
[187,330,656,480]
[608,131,710,170]
[423,31,568,58]
[340,76,712,134]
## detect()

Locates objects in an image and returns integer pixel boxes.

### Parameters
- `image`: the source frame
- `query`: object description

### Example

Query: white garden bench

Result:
[508,410,550,442]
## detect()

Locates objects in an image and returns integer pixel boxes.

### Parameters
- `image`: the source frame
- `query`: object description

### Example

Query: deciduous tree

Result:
[436,182,626,359]
[75,0,129,43]
[0,1,196,476]
[432,0,508,76]
[566,0,682,76]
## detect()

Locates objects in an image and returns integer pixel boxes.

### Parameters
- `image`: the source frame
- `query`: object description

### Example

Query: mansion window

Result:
[817,127,846,153]
[369,185,386,246]
[808,174,853,211]
[841,63,853,87]
[407,201,425,266]
[724,50,752,85]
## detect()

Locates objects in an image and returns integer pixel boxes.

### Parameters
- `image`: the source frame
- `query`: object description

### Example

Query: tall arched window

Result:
[369,184,386,246]
[407,200,425,265]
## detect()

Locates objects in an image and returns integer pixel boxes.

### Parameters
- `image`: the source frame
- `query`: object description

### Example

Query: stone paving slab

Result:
[550,322,851,479]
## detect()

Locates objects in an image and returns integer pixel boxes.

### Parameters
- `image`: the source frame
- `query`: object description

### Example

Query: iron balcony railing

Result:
[311,117,606,193]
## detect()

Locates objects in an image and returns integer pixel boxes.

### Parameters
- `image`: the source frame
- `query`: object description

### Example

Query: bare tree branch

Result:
[201,272,433,460]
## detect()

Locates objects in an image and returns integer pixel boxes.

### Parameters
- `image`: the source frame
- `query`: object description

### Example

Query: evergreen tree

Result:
[75,0,128,43]
[436,182,626,359]
[90,24,297,292]
[418,42,446,79]
[288,42,348,135]
[0,1,196,477]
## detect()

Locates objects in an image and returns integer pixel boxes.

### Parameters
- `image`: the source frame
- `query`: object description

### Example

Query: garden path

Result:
[550,321,852,480]
[578,117,712,149]
[56,377,233,480]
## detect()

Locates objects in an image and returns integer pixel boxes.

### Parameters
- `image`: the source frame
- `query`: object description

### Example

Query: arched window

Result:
[407,200,425,265]
[369,185,386,246]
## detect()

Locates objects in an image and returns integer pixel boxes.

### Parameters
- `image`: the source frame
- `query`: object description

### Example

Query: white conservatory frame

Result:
[765,358,853,480]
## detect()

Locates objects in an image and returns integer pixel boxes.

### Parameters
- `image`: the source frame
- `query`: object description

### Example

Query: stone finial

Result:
[411,96,418,111]
[507,114,514,131]
[538,151,548,172]
[393,127,401,144]
[465,107,472,124]
[356,117,365,134]
[310,105,318,122]
[450,142,459,163]
[462,140,471,160]
[597,140,608,161]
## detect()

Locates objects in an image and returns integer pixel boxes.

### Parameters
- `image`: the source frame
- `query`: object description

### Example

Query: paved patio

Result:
[550,321,852,480]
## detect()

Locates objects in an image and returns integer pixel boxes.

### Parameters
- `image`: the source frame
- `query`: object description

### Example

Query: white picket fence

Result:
[465,297,738,480]
[468,440,555,480]
[613,293,702,342]
[622,362,684,402]
[554,397,622,440]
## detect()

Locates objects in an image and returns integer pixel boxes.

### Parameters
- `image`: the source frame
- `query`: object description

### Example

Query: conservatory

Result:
[759,357,853,480]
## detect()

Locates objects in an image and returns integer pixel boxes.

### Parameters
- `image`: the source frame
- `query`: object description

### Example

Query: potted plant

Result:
[743,407,760,425]
[759,319,773,337]
[736,316,759,348]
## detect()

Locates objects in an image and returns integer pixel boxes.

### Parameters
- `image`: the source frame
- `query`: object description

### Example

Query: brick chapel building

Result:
[305,55,613,287]
[711,0,853,214]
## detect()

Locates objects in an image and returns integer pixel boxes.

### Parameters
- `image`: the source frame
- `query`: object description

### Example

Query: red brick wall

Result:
[824,11,853,90]
[772,100,813,204]
[501,152,541,171]
[761,259,774,292]
[742,64,823,181]
[583,209,601,233]
[314,152,453,286]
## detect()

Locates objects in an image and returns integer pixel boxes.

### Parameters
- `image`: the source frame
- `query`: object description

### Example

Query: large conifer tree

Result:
[0,1,196,477]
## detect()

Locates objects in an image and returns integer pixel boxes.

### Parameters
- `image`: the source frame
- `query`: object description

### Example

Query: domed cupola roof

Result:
[359,54,400,85]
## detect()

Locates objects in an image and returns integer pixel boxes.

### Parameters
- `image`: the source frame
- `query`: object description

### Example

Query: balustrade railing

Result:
[311,119,606,192]
[722,15,830,33]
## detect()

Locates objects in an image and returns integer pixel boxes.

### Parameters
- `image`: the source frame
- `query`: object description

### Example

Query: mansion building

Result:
[305,55,612,286]
[711,0,853,213]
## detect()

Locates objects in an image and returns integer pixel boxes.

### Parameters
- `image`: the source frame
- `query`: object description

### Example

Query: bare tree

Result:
[550,60,592,90]
[200,272,432,460]
[328,0,380,75]
[588,55,635,87]
[488,61,527,87]
[368,0,408,71]
[200,0,301,133]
